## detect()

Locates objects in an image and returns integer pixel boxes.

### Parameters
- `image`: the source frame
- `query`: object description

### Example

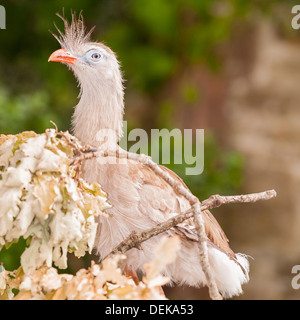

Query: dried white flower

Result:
[0,129,180,300]
[0,129,109,272]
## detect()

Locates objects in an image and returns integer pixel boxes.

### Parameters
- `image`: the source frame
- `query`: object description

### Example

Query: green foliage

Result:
[147,132,244,200]
[103,0,250,91]
[0,89,60,134]
[0,238,26,271]
[180,134,244,200]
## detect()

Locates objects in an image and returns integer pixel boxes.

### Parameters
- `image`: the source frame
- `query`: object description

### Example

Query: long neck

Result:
[72,70,124,148]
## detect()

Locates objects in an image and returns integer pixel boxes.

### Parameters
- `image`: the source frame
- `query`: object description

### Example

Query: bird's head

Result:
[48,13,122,90]
[48,13,125,145]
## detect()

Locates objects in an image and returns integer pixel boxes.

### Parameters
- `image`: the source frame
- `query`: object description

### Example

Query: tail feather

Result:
[208,247,250,298]
[164,239,250,299]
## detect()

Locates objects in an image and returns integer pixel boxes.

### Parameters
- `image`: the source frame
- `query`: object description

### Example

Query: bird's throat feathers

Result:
[72,65,125,148]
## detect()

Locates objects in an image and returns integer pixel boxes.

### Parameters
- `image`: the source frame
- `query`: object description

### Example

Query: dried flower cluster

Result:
[0,129,181,300]
[0,236,180,300]
[0,129,110,272]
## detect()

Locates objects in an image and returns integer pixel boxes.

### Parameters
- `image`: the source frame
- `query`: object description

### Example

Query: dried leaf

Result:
[33,174,59,217]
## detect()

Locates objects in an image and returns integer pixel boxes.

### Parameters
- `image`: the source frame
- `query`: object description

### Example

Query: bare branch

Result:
[103,189,276,299]
[71,145,277,300]
[192,202,222,299]
[104,188,277,257]
[90,149,221,298]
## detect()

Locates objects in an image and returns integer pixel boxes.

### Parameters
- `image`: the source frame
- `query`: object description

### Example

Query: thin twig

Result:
[103,189,276,299]
[104,189,277,258]
[50,120,58,132]
[192,201,222,299]
[68,143,277,300]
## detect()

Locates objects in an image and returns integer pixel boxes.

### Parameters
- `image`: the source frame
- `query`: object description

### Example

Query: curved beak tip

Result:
[48,48,78,64]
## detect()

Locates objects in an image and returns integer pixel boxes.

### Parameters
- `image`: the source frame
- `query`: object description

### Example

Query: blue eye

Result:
[91,52,101,60]
[83,49,106,65]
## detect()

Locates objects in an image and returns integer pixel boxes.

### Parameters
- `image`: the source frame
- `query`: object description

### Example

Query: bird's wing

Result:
[131,162,235,256]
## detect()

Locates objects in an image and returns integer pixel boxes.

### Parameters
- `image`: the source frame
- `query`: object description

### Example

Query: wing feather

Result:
[131,162,235,257]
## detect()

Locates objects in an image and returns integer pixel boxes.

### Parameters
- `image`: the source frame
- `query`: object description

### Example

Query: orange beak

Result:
[48,48,78,64]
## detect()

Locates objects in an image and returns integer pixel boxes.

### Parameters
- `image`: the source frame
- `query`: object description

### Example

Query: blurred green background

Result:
[1,0,300,299]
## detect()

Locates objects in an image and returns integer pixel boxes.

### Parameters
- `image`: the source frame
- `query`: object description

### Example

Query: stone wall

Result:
[225,21,300,299]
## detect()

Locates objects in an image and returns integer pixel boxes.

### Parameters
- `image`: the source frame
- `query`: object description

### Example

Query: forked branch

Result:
[66,139,276,300]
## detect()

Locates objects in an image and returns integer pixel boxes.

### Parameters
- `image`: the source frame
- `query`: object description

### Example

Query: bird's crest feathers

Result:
[50,11,95,52]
